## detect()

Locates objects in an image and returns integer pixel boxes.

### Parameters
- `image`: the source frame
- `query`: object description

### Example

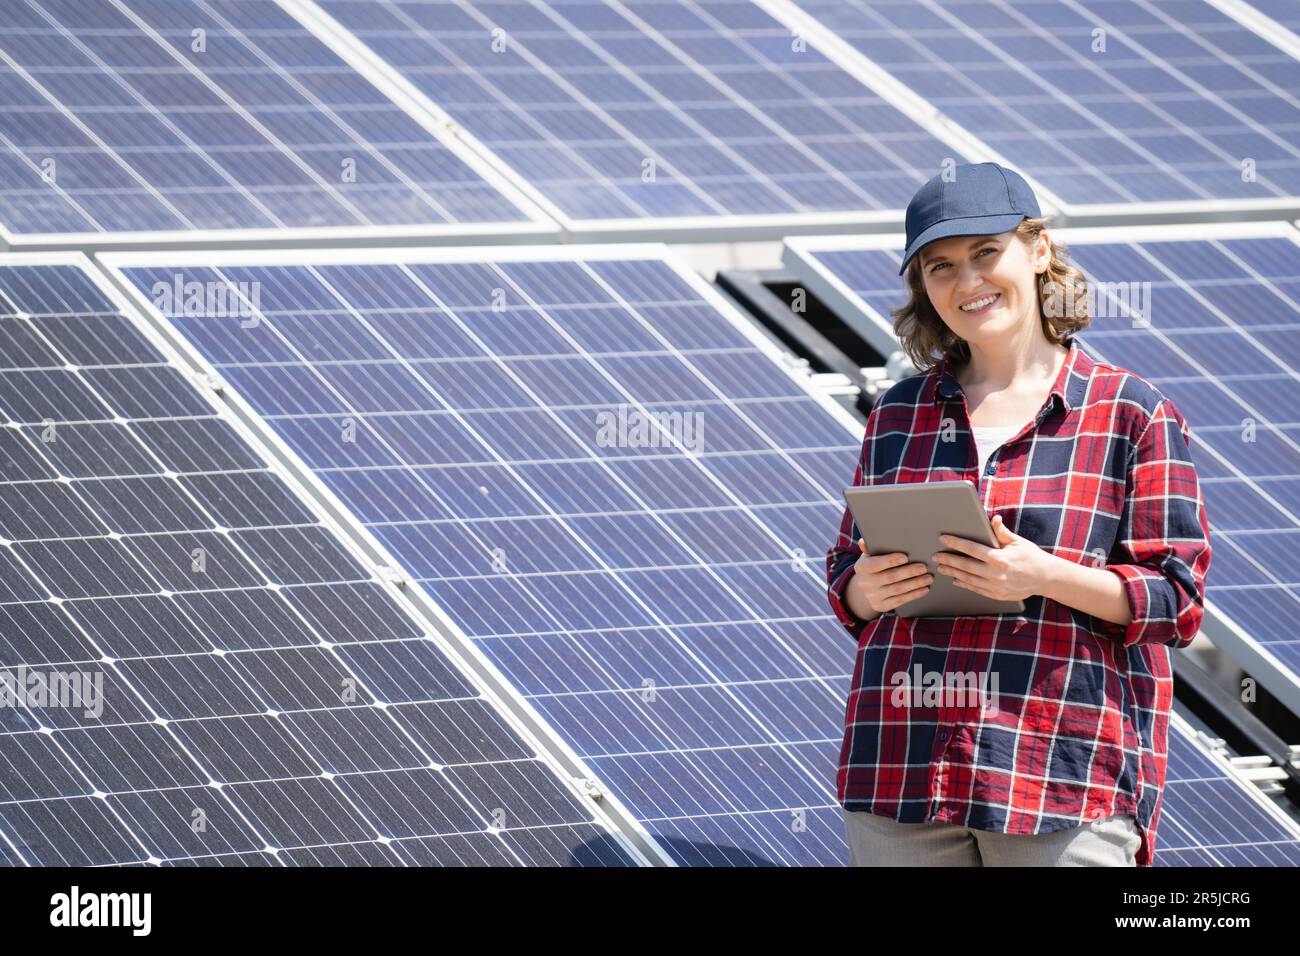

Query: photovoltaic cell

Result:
[0,0,531,237]
[789,0,1300,205]
[311,0,958,220]
[0,261,635,867]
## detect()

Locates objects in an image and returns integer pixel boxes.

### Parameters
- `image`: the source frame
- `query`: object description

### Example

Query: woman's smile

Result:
[958,291,1001,315]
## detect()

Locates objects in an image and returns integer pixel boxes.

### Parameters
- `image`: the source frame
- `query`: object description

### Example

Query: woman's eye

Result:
[976,247,996,257]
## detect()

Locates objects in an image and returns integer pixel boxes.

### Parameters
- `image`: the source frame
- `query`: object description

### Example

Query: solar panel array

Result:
[116,249,864,865]
[787,0,1300,206]
[0,260,637,867]
[0,0,1296,870]
[112,245,1300,866]
[308,0,957,220]
[0,0,533,239]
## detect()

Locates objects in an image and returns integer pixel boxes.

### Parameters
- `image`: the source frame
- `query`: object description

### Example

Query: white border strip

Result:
[0,220,559,253]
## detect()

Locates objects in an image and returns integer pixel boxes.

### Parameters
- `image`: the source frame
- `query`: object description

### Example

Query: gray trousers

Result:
[842,808,1140,867]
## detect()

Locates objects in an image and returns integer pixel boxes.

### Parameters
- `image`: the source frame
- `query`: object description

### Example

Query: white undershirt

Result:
[972,423,1022,476]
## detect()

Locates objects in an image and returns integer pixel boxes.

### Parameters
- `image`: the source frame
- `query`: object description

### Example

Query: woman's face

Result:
[918,228,1050,348]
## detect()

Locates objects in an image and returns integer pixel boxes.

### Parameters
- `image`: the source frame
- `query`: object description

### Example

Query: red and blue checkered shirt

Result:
[827,339,1212,865]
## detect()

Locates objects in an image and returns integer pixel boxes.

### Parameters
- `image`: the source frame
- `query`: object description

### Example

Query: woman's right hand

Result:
[845,538,933,619]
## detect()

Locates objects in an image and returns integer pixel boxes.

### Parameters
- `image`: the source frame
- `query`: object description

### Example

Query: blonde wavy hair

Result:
[891,217,1091,372]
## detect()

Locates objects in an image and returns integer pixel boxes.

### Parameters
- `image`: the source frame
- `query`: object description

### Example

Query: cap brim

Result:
[897,213,1029,275]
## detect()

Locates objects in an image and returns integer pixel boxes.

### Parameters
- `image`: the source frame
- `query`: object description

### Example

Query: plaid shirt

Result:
[827,339,1212,865]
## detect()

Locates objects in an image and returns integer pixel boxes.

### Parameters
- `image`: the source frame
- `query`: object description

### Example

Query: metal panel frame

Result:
[784,219,1300,719]
[0,248,651,866]
[1167,710,1300,851]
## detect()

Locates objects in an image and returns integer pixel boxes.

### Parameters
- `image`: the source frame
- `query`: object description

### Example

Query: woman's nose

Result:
[955,264,984,293]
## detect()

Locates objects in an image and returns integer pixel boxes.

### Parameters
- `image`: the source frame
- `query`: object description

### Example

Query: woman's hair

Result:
[891,217,1091,372]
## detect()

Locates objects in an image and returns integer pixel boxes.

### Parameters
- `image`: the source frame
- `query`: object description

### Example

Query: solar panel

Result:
[0,0,550,244]
[109,245,864,865]
[1162,711,1300,865]
[0,255,640,867]
[778,0,1300,210]
[106,243,1300,865]
[295,0,960,225]
[785,221,1300,717]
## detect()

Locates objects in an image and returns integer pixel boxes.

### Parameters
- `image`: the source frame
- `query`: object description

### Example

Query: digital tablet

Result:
[842,480,1025,618]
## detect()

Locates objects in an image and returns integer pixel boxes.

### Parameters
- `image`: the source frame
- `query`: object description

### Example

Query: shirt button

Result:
[938,729,949,741]
[985,462,996,475]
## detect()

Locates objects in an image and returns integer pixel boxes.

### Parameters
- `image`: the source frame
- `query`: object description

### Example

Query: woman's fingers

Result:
[877,577,932,610]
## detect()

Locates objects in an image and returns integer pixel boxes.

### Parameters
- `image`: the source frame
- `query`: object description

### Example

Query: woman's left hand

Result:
[932,515,1059,602]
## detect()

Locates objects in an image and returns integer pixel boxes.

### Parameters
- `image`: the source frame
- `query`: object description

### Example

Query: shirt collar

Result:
[925,338,1090,413]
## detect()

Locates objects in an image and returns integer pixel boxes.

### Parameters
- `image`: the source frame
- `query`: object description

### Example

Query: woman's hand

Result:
[848,538,934,617]
[932,514,1059,602]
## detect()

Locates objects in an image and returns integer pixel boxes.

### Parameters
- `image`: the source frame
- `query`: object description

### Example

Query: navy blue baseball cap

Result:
[898,162,1041,275]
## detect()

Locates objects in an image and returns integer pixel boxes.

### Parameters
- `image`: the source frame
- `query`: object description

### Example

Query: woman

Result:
[827,162,1212,866]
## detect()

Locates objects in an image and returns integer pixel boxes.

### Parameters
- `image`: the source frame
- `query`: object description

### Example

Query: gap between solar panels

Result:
[0,251,652,867]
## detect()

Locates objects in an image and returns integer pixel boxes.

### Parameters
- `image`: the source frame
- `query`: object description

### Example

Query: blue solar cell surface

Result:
[1160,716,1300,865]
[0,261,633,867]
[0,0,529,236]
[314,0,958,219]
[123,253,864,865]
[790,0,1300,204]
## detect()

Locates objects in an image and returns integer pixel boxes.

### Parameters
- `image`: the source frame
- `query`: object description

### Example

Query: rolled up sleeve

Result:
[827,403,880,639]
[1096,397,1212,649]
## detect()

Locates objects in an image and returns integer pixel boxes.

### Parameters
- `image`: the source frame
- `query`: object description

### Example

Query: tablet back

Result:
[842,480,1026,619]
